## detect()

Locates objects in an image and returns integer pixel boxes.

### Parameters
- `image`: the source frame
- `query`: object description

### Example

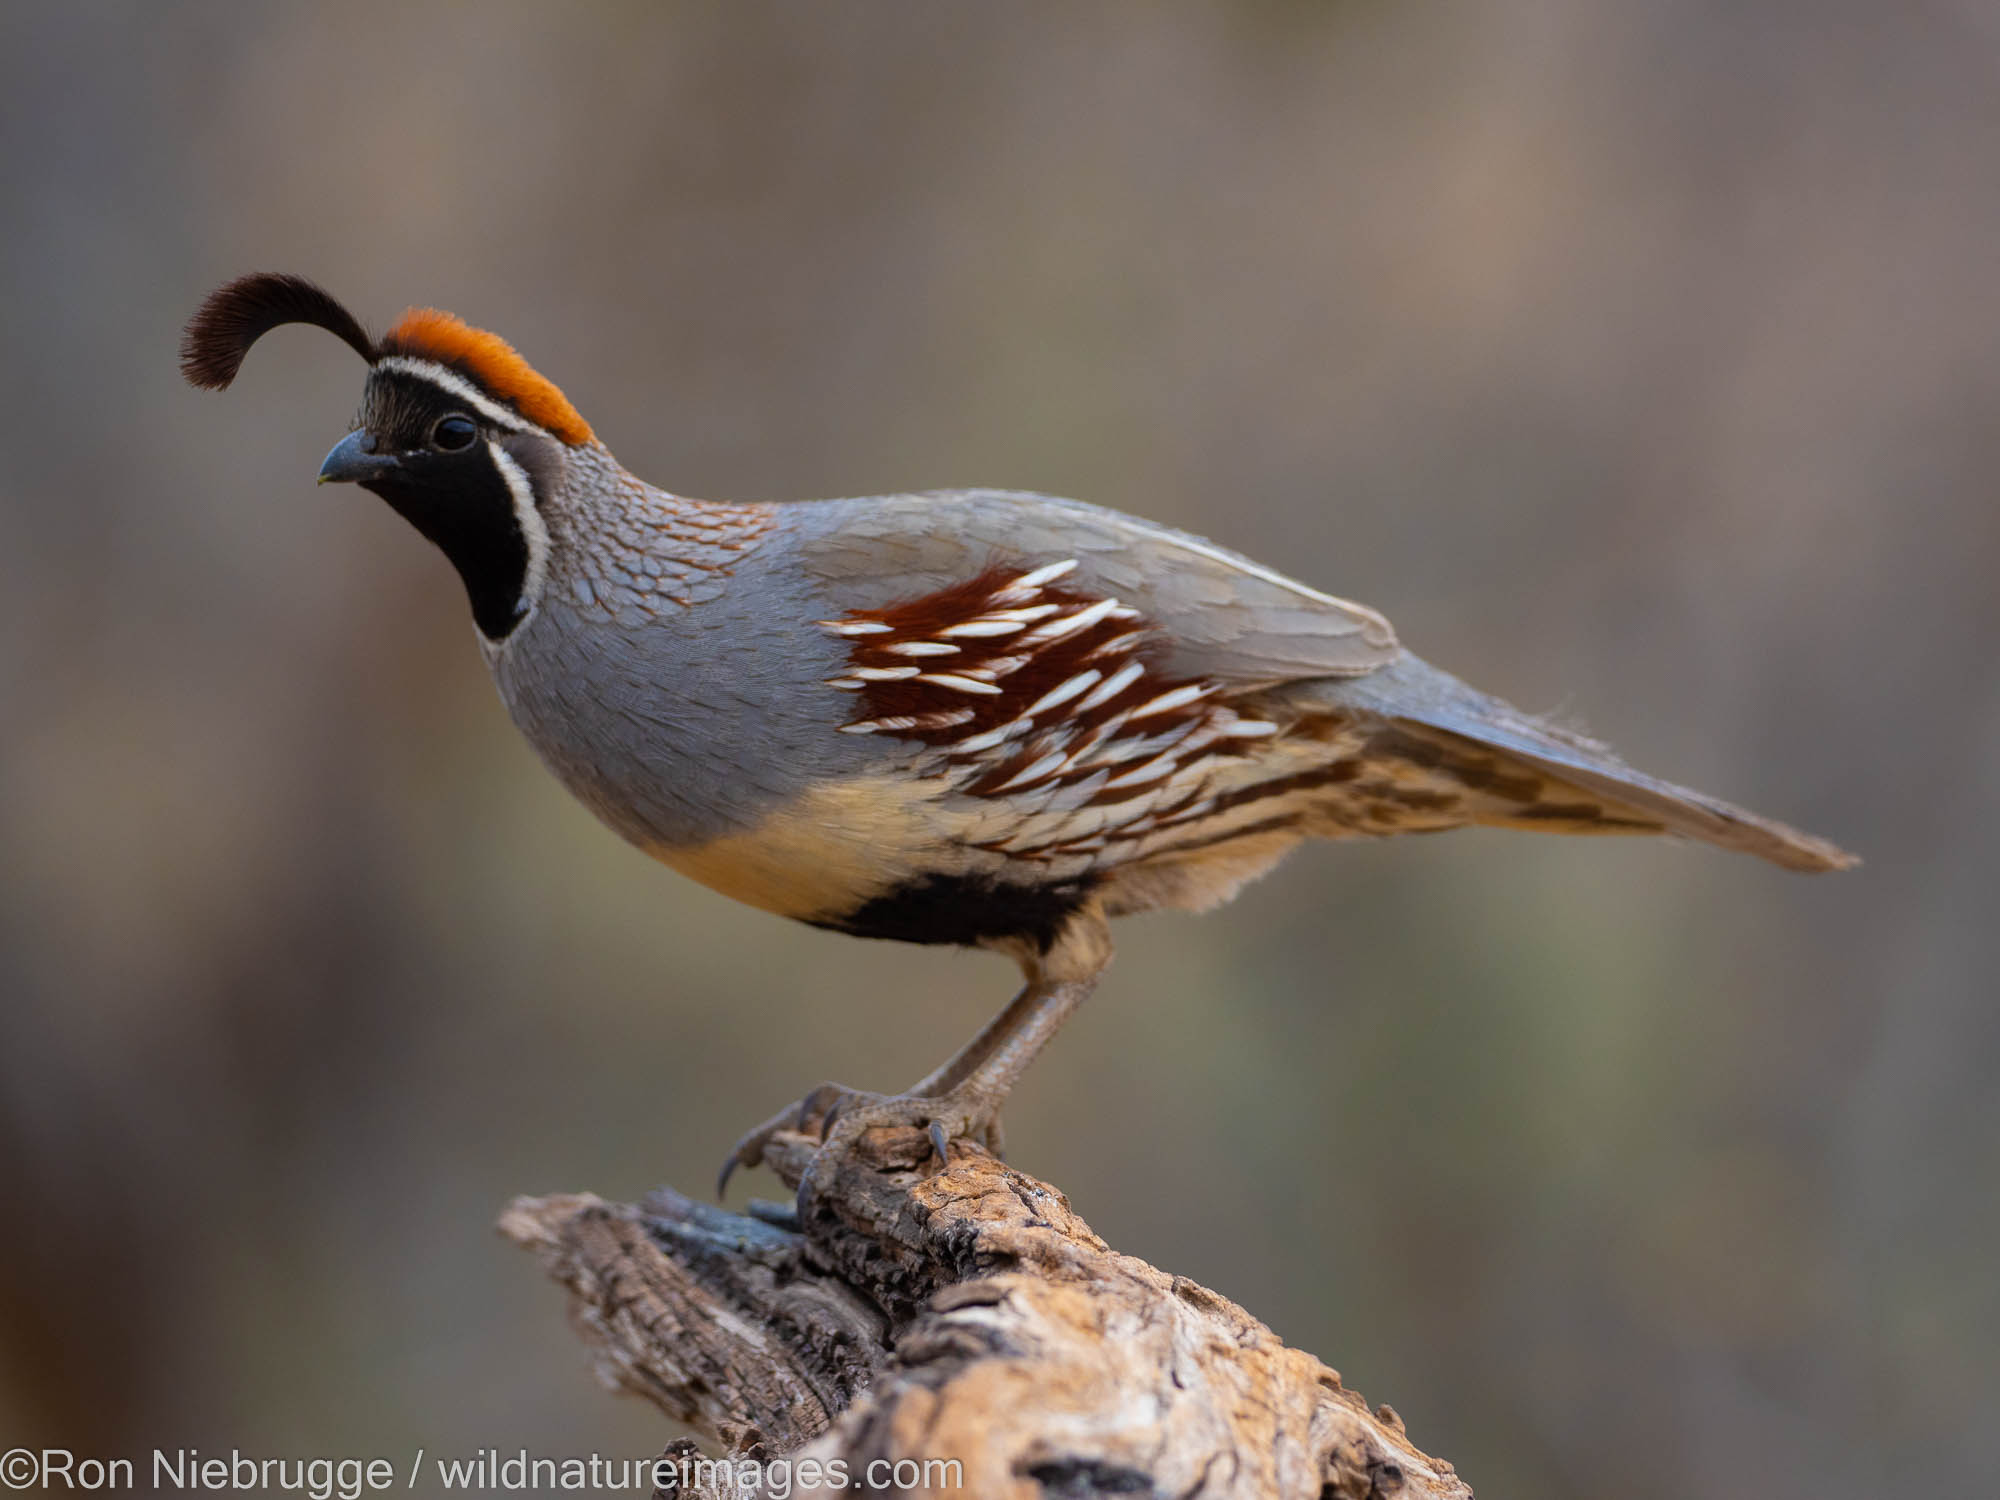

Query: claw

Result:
[722,1079,1007,1197]
[820,1093,853,1141]
[717,1112,781,1199]
[793,1083,838,1134]
[718,1082,886,1199]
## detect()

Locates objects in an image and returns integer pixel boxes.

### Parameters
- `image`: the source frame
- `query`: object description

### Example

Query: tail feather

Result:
[1316,655,1858,874]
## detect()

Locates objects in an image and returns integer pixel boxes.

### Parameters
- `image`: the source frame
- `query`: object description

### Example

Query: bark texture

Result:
[500,1121,1472,1499]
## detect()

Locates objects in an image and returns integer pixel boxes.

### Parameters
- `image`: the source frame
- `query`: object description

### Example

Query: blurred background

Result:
[2,3,1995,1496]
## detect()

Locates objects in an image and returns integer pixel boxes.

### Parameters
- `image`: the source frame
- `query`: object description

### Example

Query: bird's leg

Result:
[902,979,1041,1097]
[817,970,1094,1156]
[718,907,1111,1196]
[859,978,1062,1162]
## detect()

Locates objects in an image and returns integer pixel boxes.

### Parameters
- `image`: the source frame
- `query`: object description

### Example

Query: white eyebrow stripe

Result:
[374,356,539,436]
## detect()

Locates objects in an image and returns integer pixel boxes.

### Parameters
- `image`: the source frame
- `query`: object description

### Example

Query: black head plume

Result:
[180,272,378,389]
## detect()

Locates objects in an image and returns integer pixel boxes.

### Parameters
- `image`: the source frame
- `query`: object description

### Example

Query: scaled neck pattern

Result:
[539,443,779,626]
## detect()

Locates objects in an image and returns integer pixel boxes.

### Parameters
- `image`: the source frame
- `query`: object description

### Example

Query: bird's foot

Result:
[818,1083,1007,1168]
[716,1080,1005,1198]
[718,1081,848,1198]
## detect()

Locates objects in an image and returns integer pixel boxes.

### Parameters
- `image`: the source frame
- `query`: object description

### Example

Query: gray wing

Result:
[784,487,1853,873]
[787,488,1400,685]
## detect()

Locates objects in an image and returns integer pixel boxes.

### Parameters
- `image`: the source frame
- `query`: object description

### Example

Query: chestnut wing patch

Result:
[819,561,1280,854]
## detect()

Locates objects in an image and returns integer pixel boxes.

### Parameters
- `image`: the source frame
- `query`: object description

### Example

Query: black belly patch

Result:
[813,872,1100,952]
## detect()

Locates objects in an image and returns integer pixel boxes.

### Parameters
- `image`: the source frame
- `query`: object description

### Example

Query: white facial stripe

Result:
[374,356,539,436]
[489,443,550,627]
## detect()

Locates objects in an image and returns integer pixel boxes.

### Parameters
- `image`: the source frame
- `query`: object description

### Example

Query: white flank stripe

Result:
[1052,742,1103,778]
[1064,710,1132,764]
[1024,669,1101,718]
[1059,767,1113,804]
[826,677,868,690]
[986,604,1063,624]
[939,618,1026,638]
[1130,683,1208,720]
[1097,798,1160,831]
[822,619,893,635]
[885,641,959,657]
[988,749,1070,793]
[1075,659,1145,712]
[1083,732,1161,768]
[853,665,921,681]
[1049,723,1113,771]
[1101,753,1180,790]
[919,673,1004,695]
[837,722,878,734]
[1083,630,1145,662]
[950,718,1030,755]
[1170,725,1222,758]
[1022,596,1120,645]
[1013,558,1080,589]
[1219,717,1280,738]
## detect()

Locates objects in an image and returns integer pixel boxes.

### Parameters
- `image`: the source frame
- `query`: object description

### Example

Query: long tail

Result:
[1314,655,1857,873]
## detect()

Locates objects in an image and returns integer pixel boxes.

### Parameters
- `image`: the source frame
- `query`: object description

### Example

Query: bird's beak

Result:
[317,429,401,485]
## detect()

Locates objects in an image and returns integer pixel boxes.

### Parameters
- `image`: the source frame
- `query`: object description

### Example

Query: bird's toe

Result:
[718,1080,884,1198]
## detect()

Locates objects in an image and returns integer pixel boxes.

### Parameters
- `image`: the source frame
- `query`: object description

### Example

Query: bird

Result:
[181,272,1856,1194]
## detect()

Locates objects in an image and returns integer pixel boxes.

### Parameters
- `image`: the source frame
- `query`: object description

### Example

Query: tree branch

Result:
[500,1120,1472,1498]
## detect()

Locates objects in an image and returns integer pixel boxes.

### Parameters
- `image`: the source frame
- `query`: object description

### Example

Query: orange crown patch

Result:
[379,308,594,446]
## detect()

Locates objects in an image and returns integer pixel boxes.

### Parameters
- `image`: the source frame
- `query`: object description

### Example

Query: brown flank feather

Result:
[823,561,1279,838]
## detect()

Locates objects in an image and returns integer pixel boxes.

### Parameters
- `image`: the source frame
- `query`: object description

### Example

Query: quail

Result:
[182,273,1857,1192]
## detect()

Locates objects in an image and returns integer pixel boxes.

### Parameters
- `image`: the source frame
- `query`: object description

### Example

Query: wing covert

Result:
[791,488,1400,689]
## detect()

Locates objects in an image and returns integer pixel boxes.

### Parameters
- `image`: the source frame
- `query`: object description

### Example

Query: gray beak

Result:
[317,429,400,485]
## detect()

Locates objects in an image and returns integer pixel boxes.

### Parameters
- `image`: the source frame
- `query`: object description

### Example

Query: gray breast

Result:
[486,521,896,852]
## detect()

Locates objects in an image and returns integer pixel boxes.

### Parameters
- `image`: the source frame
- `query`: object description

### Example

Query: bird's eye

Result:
[431,414,478,451]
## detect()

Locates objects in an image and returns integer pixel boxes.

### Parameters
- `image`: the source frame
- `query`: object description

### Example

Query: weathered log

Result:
[500,1118,1471,1498]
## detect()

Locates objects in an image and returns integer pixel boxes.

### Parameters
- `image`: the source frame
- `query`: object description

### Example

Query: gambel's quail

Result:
[182,273,1856,1191]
